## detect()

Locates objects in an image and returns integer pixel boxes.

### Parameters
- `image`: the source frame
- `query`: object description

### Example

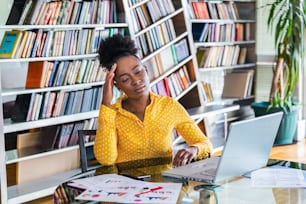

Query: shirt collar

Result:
[113,91,157,112]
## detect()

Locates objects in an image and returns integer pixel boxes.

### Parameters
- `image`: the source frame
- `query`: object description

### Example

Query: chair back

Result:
[78,129,102,172]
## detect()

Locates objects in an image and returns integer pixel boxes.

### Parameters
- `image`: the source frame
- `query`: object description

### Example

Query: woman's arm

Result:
[94,105,118,166]
[171,100,213,166]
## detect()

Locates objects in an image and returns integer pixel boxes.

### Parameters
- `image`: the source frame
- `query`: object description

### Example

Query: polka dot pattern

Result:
[94,92,213,165]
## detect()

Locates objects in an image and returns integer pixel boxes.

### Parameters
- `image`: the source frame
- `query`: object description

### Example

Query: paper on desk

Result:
[251,168,306,188]
[72,174,182,203]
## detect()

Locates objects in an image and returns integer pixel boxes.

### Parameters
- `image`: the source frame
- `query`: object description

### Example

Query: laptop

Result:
[162,112,283,184]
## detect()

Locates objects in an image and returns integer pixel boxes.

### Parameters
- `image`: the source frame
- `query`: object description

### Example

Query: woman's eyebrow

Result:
[117,64,141,78]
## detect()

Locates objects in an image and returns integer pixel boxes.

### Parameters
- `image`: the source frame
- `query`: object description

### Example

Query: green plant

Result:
[266,0,306,112]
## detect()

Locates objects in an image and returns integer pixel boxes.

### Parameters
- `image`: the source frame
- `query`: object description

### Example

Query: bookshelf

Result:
[186,0,257,104]
[123,0,204,110]
[0,0,246,203]
[0,0,129,203]
[123,0,239,156]
[185,0,257,148]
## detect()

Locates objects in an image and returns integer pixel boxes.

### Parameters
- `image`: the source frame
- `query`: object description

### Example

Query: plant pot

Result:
[251,102,300,145]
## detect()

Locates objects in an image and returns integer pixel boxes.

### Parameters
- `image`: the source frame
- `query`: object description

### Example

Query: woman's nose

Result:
[132,77,141,85]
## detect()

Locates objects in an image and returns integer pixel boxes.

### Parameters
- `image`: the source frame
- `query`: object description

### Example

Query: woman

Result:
[94,34,213,167]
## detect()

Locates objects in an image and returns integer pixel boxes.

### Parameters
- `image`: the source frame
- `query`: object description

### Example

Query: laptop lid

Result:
[212,111,283,183]
[162,112,283,183]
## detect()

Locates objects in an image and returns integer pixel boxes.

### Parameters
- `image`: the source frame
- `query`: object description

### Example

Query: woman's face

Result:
[114,55,150,98]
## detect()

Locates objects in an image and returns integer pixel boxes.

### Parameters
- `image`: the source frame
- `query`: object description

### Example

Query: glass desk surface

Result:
[54,157,306,204]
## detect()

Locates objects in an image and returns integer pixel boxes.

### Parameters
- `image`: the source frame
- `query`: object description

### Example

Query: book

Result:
[46,92,56,118]
[41,125,61,150]
[54,123,74,149]
[143,57,160,81]
[0,31,23,58]
[67,122,84,146]
[40,91,50,119]
[34,2,48,25]
[238,47,248,64]
[222,71,251,98]
[11,94,32,122]
[6,0,28,25]
[25,93,36,121]
[25,61,48,88]
[20,0,37,24]
[174,38,189,62]
[13,31,27,58]
[158,46,175,71]
[28,0,45,25]
[192,23,206,41]
[191,2,210,19]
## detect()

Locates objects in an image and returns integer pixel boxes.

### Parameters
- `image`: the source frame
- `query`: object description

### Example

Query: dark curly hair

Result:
[98,34,139,71]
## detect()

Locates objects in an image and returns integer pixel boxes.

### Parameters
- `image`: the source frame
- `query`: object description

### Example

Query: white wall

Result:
[256,0,275,56]
[0,0,13,40]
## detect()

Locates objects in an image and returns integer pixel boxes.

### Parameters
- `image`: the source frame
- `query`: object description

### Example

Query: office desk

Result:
[54,158,306,204]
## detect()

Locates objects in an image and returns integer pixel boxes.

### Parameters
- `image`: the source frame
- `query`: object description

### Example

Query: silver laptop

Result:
[162,112,283,184]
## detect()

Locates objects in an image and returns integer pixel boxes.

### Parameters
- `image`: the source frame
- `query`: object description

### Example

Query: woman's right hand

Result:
[102,64,117,107]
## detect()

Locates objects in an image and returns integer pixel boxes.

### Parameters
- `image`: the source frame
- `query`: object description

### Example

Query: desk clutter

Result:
[68,174,182,203]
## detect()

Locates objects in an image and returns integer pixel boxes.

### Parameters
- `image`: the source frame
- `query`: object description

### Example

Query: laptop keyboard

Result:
[200,168,216,176]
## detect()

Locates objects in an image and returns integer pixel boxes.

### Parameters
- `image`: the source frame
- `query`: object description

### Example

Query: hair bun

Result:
[98,34,138,70]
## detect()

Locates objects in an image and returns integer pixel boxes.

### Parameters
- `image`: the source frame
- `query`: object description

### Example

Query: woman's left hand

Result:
[173,146,198,167]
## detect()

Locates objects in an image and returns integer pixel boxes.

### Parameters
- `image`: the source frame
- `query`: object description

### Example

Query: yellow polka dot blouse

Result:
[94,92,213,165]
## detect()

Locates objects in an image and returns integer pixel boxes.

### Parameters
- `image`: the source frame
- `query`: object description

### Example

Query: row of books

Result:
[11,86,102,122]
[17,0,118,25]
[51,118,98,149]
[192,23,253,43]
[131,0,175,32]
[0,28,125,59]
[25,59,104,88]
[144,38,190,81]
[15,118,98,154]
[196,45,248,68]
[136,19,176,58]
[189,1,240,20]
[151,65,192,98]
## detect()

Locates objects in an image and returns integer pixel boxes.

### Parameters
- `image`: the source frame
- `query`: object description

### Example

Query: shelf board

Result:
[128,0,150,9]
[141,32,188,63]
[2,81,104,97]
[6,145,79,164]
[195,40,255,47]
[175,81,198,101]
[0,54,98,63]
[135,8,184,37]
[3,111,99,134]
[205,96,255,106]
[150,56,193,87]
[7,169,81,204]
[0,23,128,30]
[190,19,255,24]
[187,104,240,120]
[198,63,256,71]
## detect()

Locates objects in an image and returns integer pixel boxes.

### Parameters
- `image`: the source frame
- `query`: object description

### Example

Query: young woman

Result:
[94,34,213,167]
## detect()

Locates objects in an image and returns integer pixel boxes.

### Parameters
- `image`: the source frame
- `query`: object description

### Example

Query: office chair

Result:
[78,129,102,173]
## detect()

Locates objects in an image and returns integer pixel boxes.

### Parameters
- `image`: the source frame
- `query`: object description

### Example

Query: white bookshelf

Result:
[0,1,129,203]
[186,0,256,102]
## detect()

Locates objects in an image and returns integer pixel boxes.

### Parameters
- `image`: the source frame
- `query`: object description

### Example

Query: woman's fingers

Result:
[102,64,117,106]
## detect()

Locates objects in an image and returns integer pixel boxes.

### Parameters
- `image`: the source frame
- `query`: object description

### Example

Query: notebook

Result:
[162,112,283,184]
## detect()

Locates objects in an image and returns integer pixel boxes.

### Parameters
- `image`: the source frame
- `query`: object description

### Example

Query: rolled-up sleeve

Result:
[94,105,118,165]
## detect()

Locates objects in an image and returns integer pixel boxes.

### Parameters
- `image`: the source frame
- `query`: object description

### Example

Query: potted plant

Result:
[252,0,306,145]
